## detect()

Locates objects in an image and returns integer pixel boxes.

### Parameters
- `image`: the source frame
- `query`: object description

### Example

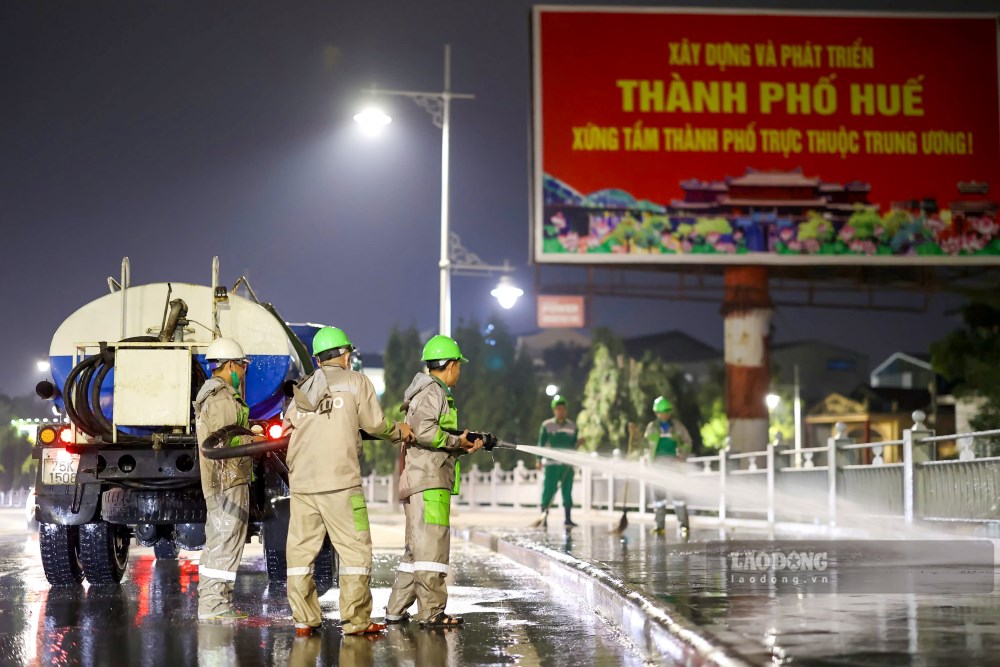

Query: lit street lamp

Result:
[765,393,781,411]
[352,107,391,136]
[491,275,524,310]
[356,44,522,334]
[545,384,560,397]
[37,360,50,373]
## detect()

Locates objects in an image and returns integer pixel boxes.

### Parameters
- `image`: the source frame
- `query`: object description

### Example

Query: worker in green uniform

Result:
[385,335,483,629]
[644,395,692,534]
[537,396,579,528]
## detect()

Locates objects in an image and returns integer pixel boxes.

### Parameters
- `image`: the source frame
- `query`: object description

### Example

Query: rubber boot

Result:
[674,500,690,535]
[564,506,577,528]
[653,502,667,535]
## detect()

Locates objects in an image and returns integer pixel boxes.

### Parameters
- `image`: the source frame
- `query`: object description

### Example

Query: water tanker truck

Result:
[30,257,336,586]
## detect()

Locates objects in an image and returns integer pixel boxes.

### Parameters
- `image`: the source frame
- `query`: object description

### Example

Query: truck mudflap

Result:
[35,483,101,526]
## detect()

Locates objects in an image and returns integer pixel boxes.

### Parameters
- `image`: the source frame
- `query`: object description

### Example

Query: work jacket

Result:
[644,419,693,459]
[537,418,578,465]
[195,377,252,498]
[398,373,462,500]
[283,362,400,494]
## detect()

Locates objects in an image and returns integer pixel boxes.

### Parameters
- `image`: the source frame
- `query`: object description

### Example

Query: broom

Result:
[610,423,638,535]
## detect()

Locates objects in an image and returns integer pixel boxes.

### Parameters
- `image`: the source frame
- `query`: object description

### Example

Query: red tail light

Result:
[267,423,283,440]
[59,427,73,444]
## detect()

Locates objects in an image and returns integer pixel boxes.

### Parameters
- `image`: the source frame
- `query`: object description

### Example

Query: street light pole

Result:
[360,45,474,337]
[357,46,523,330]
[439,45,453,337]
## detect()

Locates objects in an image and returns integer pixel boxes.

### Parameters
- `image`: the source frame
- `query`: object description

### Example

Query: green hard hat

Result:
[421,335,468,364]
[551,395,567,409]
[312,326,354,355]
[653,396,673,413]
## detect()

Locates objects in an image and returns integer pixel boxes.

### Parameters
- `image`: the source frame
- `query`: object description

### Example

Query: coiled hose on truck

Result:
[62,336,207,443]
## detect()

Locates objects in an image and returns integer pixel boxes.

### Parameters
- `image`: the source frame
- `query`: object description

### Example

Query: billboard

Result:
[532,7,1000,265]
[537,295,586,328]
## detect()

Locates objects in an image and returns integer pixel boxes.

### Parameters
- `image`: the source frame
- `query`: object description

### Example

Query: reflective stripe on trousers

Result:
[199,566,237,581]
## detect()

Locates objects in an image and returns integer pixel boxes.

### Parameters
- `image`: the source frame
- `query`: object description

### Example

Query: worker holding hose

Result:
[283,326,413,637]
[195,337,263,621]
[385,335,483,629]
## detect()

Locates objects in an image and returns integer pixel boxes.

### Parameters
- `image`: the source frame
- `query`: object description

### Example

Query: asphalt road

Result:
[0,508,648,667]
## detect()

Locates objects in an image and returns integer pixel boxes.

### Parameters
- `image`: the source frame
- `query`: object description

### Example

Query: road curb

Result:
[455,527,759,667]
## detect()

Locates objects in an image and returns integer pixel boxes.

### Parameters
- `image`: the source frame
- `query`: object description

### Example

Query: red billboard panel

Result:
[538,295,586,328]
[532,7,1000,265]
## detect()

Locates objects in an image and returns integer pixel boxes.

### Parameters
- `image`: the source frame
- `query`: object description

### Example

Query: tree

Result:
[0,394,40,490]
[362,324,422,476]
[932,301,1000,434]
[697,364,728,450]
[447,318,543,472]
[381,324,423,418]
[577,344,636,453]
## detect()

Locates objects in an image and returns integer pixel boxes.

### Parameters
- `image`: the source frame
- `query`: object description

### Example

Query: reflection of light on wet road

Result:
[318,584,529,618]
[0,518,646,666]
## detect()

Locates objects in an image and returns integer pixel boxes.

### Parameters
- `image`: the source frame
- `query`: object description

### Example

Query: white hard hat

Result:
[205,338,247,362]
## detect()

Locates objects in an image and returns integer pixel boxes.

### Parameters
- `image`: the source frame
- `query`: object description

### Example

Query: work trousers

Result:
[286,486,373,633]
[385,489,452,621]
[198,484,249,618]
[541,464,574,516]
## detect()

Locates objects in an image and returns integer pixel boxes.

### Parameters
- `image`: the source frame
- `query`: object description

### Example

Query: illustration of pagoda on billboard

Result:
[541,169,1000,259]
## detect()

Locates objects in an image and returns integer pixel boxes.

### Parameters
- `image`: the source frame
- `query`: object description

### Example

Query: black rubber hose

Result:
[76,359,101,436]
[90,354,115,438]
[199,425,383,459]
[62,354,97,436]
[200,425,289,459]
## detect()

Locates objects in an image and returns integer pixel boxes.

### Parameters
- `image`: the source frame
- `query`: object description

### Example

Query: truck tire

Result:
[263,535,335,588]
[102,488,206,524]
[153,539,178,560]
[80,522,131,585]
[39,523,84,586]
[265,544,286,584]
[315,541,336,592]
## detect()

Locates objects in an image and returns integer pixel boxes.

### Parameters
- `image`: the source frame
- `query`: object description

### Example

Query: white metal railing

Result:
[357,411,1000,527]
[0,488,30,508]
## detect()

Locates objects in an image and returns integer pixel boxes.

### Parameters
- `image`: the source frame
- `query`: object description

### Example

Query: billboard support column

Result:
[723,266,772,454]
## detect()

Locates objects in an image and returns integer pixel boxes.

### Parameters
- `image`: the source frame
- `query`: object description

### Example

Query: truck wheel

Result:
[80,522,131,585]
[39,523,84,586]
[153,539,178,560]
[265,546,286,583]
[263,528,286,583]
[263,536,335,587]
[315,539,335,593]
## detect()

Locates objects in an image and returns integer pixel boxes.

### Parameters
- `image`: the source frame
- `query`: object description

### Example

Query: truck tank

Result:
[48,282,304,423]
[30,259,336,588]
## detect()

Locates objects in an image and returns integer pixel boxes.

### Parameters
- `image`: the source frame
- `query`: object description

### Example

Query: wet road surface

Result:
[513,520,1000,666]
[0,519,646,666]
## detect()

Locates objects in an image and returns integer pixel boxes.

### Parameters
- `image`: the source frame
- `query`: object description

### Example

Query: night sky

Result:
[2,0,996,397]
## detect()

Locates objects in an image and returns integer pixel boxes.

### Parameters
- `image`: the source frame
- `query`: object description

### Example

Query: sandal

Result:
[418,612,464,628]
[385,612,410,624]
[344,622,386,635]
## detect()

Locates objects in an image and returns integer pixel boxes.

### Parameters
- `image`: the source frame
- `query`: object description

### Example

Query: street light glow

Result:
[37,360,50,373]
[491,275,524,310]
[353,107,392,136]
[766,393,781,410]
[545,384,559,396]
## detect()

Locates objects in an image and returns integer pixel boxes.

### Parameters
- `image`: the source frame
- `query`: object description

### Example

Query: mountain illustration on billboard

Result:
[541,171,999,259]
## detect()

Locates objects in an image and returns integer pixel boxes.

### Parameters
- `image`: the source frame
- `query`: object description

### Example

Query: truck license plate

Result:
[42,449,80,485]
